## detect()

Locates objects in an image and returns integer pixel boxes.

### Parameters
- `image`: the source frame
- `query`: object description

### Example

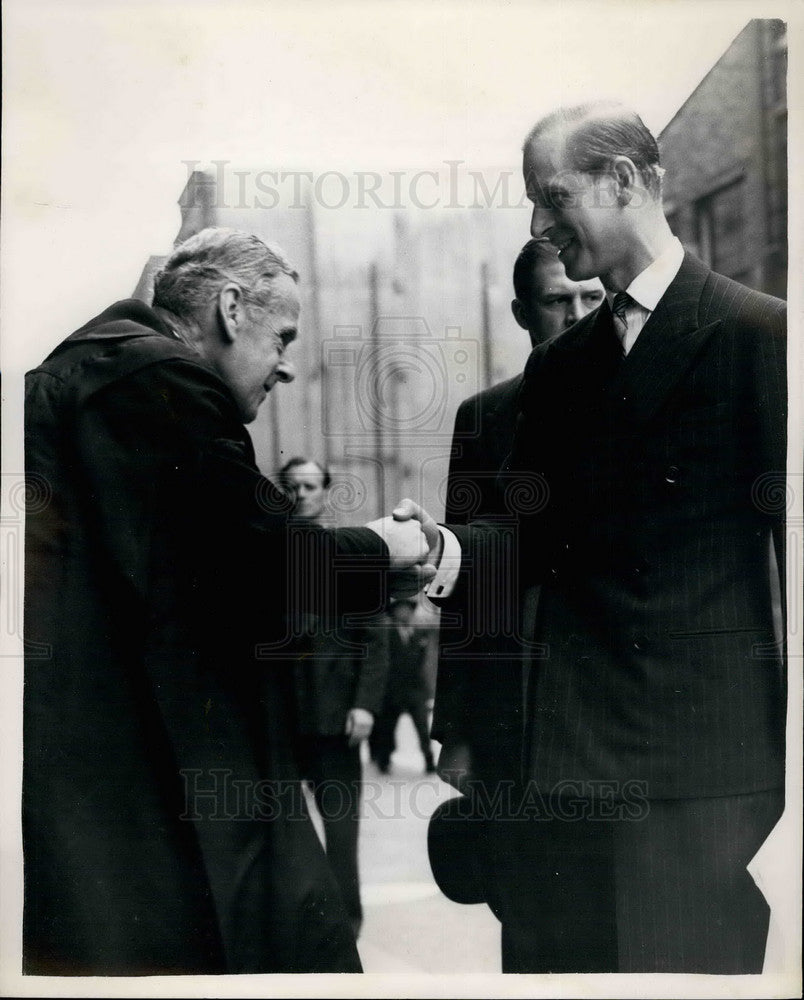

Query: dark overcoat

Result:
[23,300,391,974]
[292,618,389,736]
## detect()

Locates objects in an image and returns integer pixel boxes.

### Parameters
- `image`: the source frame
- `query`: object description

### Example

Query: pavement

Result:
[302,717,797,984]
[304,714,501,974]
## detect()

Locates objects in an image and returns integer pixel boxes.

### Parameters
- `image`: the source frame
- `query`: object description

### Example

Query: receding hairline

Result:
[522,101,642,153]
[277,456,331,488]
[286,460,327,479]
[521,101,664,198]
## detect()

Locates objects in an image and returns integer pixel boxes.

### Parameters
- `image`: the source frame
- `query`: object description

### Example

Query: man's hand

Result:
[345,707,374,746]
[366,505,442,597]
[391,499,442,566]
[365,512,437,596]
[365,513,430,568]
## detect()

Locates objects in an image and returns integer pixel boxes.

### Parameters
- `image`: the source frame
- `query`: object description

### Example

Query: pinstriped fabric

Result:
[612,790,783,972]
[443,253,787,973]
[498,253,788,798]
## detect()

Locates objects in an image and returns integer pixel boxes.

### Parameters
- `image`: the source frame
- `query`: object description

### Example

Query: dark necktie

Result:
[595,299,625,374]
[611,291,632,354]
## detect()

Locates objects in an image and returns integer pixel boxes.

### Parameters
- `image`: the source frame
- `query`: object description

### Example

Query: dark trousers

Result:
[370,698,434,770]
[489,788,784,974]
[296,735,363,928]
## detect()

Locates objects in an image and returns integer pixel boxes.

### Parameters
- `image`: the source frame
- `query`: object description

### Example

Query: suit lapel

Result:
[534,305,620,396]
[608,253,721,425]
[514,254,722,467]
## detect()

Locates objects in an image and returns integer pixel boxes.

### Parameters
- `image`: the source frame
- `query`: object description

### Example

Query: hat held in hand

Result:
[427,795,490,905]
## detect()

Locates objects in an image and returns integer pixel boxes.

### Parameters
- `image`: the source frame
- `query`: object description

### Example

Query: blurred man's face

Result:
[284,461,328,521]
[523,128,628,287]
[221,273,299,423]
[391,601,417,626]
[514,258,604,345]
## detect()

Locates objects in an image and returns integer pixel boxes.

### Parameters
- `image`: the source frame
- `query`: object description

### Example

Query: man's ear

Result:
[611,155,639,206]
[216,283,244,343]
[511,298,529,331]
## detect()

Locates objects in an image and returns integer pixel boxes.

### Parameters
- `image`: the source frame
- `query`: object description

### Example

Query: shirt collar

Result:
[605,236,685,313]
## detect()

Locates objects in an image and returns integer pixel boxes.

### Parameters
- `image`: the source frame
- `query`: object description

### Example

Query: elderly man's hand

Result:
[366,503,440,596]
[391,498,442,566]
[365,513,430,568]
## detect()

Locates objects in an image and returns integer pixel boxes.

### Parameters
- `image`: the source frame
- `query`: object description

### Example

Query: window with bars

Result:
[694,179,746,278]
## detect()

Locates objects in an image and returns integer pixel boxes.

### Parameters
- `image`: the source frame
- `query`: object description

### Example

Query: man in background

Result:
[278,456,390,939]
[371,598,437,775]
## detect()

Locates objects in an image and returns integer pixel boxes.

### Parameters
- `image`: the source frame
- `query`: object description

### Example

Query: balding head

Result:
[522,102,673,291]
[524,101,664,200]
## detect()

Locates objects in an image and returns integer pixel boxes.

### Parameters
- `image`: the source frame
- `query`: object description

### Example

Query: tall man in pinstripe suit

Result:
[417,101,787,973]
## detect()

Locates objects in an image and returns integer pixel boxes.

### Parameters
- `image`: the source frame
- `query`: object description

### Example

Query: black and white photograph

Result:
[1,1,801,997]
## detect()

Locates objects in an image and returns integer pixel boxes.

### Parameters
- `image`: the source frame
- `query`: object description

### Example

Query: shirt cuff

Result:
[424,525,462,600]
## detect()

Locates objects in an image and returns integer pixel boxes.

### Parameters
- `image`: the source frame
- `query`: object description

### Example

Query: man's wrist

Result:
[424,525,461,599]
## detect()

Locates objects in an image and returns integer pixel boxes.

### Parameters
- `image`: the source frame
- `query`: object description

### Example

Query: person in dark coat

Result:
[430,243,604,960]
[434,240,604,791]
[23,227,432,976]
[370,598,436,774]
[406,102,787,973]
[277,457,390,938]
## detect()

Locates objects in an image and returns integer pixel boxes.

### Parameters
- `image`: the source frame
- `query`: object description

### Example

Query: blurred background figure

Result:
[278,457,390,939]
[370,598,437,776]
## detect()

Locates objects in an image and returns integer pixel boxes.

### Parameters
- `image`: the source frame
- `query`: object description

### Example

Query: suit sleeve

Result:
[436,356,550,614]
[432,392,535,742]
[432,400,477,740]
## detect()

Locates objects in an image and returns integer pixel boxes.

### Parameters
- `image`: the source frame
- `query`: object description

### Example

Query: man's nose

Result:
[530,203,554,238]
[275,359,296,383]
[565,294,584,327]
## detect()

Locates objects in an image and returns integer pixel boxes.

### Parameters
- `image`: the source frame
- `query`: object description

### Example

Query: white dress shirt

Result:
[606,236,684,354]
[425,236,685,599]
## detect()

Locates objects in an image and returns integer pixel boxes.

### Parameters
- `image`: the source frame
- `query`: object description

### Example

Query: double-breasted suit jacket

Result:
[445,253,787,800]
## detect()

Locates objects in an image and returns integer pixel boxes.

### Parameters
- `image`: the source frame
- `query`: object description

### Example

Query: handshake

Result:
[365,499,441,598]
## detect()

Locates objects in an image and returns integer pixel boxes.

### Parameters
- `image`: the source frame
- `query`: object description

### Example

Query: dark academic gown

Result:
[23,300,391,975]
